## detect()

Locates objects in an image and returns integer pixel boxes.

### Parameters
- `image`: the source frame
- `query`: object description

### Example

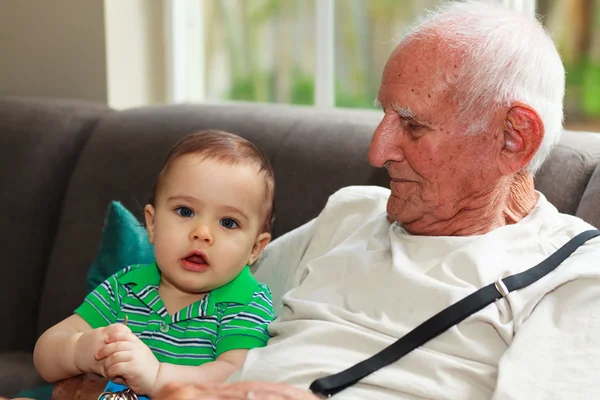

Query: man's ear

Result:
[498,103,544,175]
[248,232,271,265]
[144,204,156,245]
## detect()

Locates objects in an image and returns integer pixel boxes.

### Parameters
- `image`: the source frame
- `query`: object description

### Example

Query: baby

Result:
[34,129,276,398]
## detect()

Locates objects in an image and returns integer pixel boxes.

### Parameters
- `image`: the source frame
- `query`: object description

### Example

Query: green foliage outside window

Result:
[209,0,600,129]
[226,70,377,108]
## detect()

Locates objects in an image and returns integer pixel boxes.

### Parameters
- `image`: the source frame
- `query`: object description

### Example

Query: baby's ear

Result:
[144,204,156,244]
[248,232,271,265]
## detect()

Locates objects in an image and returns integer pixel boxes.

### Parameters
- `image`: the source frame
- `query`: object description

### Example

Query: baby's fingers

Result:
[102,323,132,336]
[105,331,139,344]
[96,340,134,360]
[112,376,126,386]
[105,360,129,382]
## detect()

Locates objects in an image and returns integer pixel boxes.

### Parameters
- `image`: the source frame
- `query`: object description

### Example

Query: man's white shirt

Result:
[232,186,600,399]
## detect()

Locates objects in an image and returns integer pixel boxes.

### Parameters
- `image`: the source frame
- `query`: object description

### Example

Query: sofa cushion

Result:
[37,103,389,335]
[86,201,154,294]
[576,162,600,228]
[269,110,389,236]
[15,382,53,400]
[37,102,600,337]
[535,130,600,217]
[0,97,110,353]
[0,351,46,397]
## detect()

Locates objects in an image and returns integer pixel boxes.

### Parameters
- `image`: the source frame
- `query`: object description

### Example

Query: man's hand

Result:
[96,325,160,395]
[154,381,321,400]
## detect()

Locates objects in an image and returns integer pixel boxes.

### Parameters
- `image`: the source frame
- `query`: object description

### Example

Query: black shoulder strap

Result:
[309,229,600,398]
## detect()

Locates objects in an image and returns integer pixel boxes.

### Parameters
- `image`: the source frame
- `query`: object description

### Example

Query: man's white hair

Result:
[403,0,565,173]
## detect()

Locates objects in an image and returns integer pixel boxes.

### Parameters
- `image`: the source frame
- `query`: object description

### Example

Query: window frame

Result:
[166,0,536,106]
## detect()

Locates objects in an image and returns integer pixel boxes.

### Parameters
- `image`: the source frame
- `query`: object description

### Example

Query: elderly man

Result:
[155,1,600,399]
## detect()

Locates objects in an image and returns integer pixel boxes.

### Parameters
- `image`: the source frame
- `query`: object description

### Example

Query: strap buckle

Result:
[494,278,510,297]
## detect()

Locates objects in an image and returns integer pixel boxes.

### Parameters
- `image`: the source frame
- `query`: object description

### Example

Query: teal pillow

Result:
[15,383,54,400]
[86,201,155,294]
[16,202,154,399]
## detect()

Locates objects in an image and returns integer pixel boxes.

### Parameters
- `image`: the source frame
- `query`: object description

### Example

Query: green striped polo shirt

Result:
[75,263,274,365]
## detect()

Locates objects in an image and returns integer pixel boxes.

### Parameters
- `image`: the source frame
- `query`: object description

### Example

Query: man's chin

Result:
[386,208,428,235]
[386,201,418,225]
[387,213,419,228]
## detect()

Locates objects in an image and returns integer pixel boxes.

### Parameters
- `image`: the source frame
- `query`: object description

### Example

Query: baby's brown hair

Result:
[150,129,276,234]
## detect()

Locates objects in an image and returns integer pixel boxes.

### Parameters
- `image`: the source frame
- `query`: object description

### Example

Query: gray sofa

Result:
[1,96,600,397]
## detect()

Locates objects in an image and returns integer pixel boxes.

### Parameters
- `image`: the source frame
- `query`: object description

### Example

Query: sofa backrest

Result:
[0,97,110,352]
[37,103,390,335]
[535,130,600,220]
[2,98,599,349]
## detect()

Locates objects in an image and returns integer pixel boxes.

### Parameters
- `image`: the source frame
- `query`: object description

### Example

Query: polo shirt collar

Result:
[117,263,259,317]
[118,263,161,289]
[206,265,258,313]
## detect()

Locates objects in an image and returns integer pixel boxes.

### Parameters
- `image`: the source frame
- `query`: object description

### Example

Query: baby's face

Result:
[145,154,270,295]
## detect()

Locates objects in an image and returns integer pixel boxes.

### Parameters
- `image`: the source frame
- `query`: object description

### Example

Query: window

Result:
[167,0,317,105]
[167,0,600,131]
[205,0,317,105]
[538,0,600,131]
[333,0,447,108]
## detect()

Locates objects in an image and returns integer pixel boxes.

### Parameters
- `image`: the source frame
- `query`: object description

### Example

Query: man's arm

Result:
[154,381,321,400]
[253,218,317,316]
[254,186,391,316]
[492,277,600,399]
[151,350,248,396]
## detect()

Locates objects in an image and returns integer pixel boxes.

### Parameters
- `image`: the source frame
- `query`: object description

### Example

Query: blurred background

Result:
[1,0,599,131]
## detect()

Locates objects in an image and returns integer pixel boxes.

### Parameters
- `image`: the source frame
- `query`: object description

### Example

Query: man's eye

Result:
[175,207,194,218]
[220,218,239,229]
[402,121,424,138]
[406,121,422,131]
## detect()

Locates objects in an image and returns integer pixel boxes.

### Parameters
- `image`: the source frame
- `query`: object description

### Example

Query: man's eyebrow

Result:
[390,103,432,126]
[391,104,415,119]
[374,99,433,126]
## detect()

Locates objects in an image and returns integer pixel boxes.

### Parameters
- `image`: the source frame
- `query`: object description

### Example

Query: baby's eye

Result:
[220,218,239,229]
[175,207,194,218]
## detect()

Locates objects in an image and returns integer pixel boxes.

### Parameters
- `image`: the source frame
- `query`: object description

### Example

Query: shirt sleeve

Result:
[492,277,600,399]
[254,186,390,317]
[253,218,317,316]
[74,271,122,328]
[215,284,275,357]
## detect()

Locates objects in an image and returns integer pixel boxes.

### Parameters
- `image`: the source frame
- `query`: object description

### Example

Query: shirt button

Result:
[160,323,169,333]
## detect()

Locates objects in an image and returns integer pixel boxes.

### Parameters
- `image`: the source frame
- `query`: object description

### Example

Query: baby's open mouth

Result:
[181,252,210,272]
[185,254,207,265]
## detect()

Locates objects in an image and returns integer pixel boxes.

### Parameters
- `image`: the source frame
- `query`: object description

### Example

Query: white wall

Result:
[0,0,108,102]
[0,0,167,109]
[104,0,166,109]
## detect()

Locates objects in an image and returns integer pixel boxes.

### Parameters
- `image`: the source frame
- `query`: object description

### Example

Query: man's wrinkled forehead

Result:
[383,38,463,85]
[378,41,462,117]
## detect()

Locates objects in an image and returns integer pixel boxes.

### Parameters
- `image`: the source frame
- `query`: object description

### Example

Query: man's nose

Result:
[368,115,405,167]
[191,223,214,245]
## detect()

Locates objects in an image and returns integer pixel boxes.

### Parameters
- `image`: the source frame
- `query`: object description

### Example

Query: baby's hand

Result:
[96,326,160,396]
[73,325,123,377]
